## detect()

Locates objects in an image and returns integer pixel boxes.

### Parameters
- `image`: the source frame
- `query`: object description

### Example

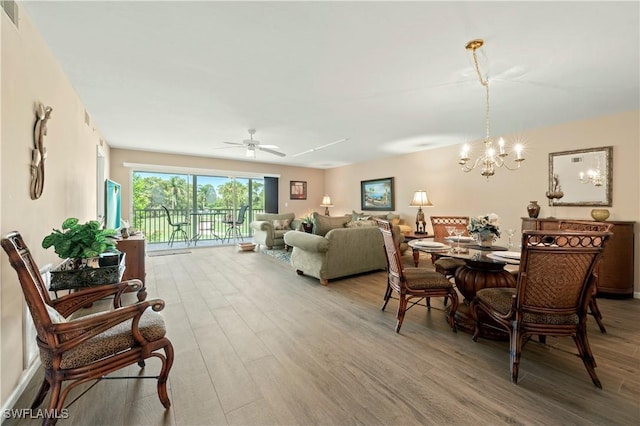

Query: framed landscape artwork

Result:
[290,180,307,200]
[361,177,394,211]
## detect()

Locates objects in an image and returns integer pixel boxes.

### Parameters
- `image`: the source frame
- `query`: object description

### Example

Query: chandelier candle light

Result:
[409,190,433,234]
[459,39,525,178]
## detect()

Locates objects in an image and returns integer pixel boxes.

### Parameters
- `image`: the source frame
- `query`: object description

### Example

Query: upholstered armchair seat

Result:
[40,310,167,370]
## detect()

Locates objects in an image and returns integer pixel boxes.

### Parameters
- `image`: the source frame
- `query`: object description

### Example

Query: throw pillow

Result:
[45,304,67,324]
[313,212,351,236]
[272,219,290,230]
[351,210,365,222]
[345,219,377,228]
[387,213,401,226]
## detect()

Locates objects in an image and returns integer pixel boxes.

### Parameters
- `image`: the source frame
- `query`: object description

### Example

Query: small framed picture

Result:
[361,177,395,211]
[290,180,307,200]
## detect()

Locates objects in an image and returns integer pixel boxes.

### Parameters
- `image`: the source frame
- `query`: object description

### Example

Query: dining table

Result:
[408,237,521,338]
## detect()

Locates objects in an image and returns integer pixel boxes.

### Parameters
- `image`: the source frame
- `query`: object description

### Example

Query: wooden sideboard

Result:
[116,233,147,300]
[521,218,635,297]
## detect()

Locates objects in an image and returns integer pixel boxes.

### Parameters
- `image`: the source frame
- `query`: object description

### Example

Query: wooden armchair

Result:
[1,232,174,425]
[471,229,612,388]
[429,216,469,279]
[376,219,458,333]
[558,220,613,333]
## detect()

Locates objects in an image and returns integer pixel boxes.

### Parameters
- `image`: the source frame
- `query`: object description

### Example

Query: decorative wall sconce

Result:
[320,195,333,216]
[409,190,433,234]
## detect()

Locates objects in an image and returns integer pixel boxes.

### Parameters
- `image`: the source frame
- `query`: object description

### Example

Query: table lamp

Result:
[409,190,433,234]
[320,195,333,216]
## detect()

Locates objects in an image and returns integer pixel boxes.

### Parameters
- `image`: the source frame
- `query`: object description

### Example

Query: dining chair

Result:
[429,216,470,279]
[558,220,614,333]
[223,205,249,242]
[1,231,174,425]
[471,229,612,388]
[161,205,190,247]
[376,219,458,333]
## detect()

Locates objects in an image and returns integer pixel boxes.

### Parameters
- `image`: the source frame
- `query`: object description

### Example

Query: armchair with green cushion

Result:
[250,213,300,249]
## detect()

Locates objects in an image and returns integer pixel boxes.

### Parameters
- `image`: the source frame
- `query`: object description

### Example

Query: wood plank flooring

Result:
[7,245,640,425]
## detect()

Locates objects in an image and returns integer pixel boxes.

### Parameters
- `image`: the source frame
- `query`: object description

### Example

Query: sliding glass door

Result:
[132,171,264,245]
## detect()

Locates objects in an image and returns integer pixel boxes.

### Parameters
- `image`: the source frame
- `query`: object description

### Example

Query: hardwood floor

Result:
[7,245,640,425]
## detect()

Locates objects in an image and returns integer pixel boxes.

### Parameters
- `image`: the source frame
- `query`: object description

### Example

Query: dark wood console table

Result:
[116,233,147,301]
[521,218,635,297]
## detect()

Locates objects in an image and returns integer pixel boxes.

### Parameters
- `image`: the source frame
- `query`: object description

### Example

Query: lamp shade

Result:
[320,195,333,207]
[409,190,433,207]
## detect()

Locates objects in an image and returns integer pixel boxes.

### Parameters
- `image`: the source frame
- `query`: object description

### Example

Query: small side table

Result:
[403,232,432,241]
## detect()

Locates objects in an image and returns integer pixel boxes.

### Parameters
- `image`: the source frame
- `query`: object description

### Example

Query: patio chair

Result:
[161,205,189,247]
[223,205,249,243]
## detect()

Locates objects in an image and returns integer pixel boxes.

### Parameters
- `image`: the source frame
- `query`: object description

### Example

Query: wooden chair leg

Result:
[573,331,602,388]
[31,378,50,409]
[510,327,524,385]
[381,282,392,311]
[589,298,607,333]
[446,291,458,331]
[395,297,408,333]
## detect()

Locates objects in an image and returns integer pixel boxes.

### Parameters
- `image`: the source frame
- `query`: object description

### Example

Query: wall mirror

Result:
[548,146,612,206]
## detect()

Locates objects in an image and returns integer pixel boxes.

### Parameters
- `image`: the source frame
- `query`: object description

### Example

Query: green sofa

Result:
[283,213,406,286]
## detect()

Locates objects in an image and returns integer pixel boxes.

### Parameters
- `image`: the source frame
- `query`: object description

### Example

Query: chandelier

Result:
[579,157,604,186]
[459,39,524,178]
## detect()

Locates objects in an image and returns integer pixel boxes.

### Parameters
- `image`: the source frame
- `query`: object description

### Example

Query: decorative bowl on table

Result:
[237,242,256,252]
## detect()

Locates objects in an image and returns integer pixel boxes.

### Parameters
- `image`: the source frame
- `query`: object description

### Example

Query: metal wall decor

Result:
[31,102,53,199]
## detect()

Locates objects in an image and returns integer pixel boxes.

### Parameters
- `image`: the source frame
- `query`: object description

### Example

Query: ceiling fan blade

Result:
[259,144,280,149]
[258,146,286,157]
[212,145,243,150]
[224,141,243,146]
[291,138,349,157]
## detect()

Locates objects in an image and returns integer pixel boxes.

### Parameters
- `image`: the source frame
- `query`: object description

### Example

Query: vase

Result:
[526,201,540,218]
[590,208,610,222]
[479,237,493,248]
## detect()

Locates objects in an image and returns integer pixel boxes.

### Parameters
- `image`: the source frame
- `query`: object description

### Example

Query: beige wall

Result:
[325,110,640,294]
[1,9,110,404]
[2,1,639,414]
[109,149,326,219]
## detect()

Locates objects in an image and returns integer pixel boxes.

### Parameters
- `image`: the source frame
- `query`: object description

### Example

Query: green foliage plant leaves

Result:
[42,218,117,260]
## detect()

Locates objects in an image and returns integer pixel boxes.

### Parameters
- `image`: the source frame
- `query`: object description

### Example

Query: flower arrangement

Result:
[468,213,501,242]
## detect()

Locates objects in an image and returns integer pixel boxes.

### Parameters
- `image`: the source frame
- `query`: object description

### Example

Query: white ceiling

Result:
[21,1,639,169]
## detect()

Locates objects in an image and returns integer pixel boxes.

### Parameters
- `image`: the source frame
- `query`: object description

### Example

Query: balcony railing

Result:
[133,207,263,245]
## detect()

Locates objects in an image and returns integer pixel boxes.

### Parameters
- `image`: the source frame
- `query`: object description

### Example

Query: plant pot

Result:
[302,223,313,233]
[50,252,125,291]
[479,237,493,248]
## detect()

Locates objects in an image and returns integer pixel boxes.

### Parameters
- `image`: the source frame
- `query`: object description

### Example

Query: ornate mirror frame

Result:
[548,146,613,207]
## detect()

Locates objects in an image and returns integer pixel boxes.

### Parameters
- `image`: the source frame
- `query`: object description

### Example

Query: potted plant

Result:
[42,218,123,290]
[301,214,314,233]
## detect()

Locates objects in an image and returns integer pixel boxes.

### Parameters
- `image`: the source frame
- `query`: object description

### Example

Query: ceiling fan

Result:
[221,129,285,158]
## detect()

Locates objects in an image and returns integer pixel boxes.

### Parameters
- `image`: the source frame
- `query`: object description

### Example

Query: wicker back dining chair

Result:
[471,229,612,388]
[557,220,614,333]
[429,216,470,279]
[1,231,174,425]
[376,219,458,333]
